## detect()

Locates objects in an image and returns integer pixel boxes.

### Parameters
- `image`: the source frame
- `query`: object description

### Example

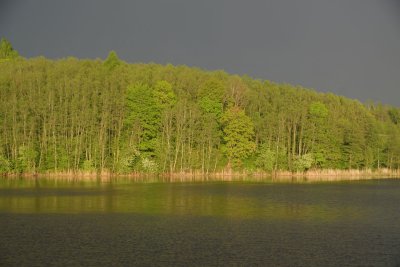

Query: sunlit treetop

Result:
[104,50,121,70]
[0,38,19,60]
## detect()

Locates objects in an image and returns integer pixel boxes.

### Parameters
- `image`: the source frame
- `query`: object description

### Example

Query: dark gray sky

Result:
[1,0,400,105]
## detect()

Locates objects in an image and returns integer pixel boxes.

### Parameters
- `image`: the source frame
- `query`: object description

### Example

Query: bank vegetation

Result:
[1,39,400,179]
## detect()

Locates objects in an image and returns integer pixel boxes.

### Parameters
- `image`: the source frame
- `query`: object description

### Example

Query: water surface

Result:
[1,178,400,266]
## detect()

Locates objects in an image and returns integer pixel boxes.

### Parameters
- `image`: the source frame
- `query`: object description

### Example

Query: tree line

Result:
[1,38,400,175]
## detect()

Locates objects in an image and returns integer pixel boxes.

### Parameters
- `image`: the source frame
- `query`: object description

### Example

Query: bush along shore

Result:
[1,38,400,179]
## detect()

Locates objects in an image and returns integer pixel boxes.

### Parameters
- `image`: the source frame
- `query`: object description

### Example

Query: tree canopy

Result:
[1,41,400,174]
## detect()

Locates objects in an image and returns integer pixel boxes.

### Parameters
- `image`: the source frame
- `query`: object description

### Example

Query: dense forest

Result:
[1,38,400,175]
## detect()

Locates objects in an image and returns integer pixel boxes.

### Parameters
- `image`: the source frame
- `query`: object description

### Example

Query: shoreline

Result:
[1,168,400,182]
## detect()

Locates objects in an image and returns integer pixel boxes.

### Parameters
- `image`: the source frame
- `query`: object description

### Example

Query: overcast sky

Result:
[1,0,399,105]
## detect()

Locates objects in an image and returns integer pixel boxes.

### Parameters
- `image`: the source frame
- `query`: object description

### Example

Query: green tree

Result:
[221,107,256,167]
[388,108,400,125]
[198,97,223,118]
[16,145,38,173]
[104,50,121,70]
[0,154,10,173]
[308,101,329,167]
[255,144,276,172]
[309,101,329,119]
[293,153,314,172]
[198,78,225,101]
[0,38,19,60]
[125,83,161,158]
[153,80,176,109]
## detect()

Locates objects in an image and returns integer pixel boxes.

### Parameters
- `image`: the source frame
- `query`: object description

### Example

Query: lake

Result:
[1,178,400,266]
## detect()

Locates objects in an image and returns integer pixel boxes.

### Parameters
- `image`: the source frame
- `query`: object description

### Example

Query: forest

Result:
[1,38,400,175]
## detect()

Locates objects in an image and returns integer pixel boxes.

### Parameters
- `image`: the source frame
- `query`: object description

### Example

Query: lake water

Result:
[1,178,400,266]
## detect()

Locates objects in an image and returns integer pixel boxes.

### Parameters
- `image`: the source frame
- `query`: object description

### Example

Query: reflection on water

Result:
[0,178,373,221]
[1,178,400,266]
